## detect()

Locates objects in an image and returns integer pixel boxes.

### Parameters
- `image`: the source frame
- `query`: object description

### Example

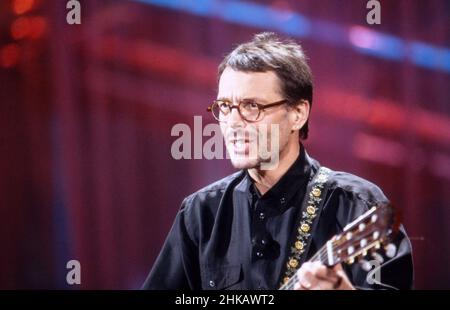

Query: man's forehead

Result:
[216,96,269,103]
[217,68,281,99]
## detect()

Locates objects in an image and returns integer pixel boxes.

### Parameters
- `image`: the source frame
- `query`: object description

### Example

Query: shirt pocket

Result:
[201,264,243,290]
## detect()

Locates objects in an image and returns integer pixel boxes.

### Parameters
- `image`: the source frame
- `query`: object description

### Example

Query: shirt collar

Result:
[235,145,313,209]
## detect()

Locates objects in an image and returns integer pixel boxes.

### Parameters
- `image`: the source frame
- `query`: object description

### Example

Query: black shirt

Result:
[143,147,413,290]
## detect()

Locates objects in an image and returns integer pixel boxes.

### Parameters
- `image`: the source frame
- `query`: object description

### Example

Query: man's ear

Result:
[291,100,310,131]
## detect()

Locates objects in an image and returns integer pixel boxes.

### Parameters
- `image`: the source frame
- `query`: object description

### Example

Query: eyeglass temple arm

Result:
[258,99,288,110]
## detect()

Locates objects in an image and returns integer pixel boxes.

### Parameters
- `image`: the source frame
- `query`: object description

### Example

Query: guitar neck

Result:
[279,204,396,290]
[278,242,333,290]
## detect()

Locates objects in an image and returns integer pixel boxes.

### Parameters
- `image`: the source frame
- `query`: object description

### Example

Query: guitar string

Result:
[280,241,338,290]
[280,224,382,290]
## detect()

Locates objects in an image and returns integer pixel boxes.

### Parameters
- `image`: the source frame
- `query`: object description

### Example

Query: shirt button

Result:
[209,280,215,288]
[256,251,264,258]
[259,212,265,220]
[280,197,286,204]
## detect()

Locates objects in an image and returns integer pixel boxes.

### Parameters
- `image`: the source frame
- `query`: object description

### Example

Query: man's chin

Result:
[229,156,260,170]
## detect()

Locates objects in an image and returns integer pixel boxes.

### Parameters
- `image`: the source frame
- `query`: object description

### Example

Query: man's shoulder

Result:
[194,170,244,194]
[325,168,389,204]
[181,170,245,210]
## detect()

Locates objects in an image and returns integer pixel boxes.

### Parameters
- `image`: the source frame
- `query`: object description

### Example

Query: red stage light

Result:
[12,0,35,15]
[29,16,47,39]
[11,16,31,40]
[0,44,20,68]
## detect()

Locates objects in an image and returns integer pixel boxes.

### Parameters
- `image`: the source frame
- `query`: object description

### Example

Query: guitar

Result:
[279,203,399,290]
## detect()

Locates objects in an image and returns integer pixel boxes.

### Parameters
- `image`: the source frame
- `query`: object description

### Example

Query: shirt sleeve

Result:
[141,198,201,290]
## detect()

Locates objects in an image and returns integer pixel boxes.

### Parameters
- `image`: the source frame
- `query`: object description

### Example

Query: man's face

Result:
[217,67,298,170]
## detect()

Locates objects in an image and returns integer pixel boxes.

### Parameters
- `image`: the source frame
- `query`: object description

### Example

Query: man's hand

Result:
[294,262,355,290]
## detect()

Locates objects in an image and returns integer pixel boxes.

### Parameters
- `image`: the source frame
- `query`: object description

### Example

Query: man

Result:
[143,32,413,290]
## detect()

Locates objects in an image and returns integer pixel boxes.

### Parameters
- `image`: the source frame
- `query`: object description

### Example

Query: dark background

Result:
[0,0,449,289]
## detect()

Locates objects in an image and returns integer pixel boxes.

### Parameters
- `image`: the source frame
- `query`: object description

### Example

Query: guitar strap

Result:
[279,166,332,286]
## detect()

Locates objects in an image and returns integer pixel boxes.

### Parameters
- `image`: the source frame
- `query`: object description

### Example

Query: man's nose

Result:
[227,106,244,128]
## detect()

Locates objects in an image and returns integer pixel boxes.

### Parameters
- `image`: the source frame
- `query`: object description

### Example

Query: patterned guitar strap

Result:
[280,166,332,287]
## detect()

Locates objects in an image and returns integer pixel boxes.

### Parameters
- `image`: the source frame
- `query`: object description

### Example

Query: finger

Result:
[314,264,341,285]
[331,264,353,290]
[298,262,338,287]
[332,264,349,284]
[294,279,302,290]
[294,280,308,290]
[332,263,345,273]
[300,263,343,290]
[297,262,319,289]
[310,279,335,290]
[332,275,343,289]
[293,270,306,290]
[315,264,334,279]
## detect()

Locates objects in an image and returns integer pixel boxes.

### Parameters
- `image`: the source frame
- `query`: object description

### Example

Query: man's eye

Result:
[219,102,230,109]
[243,101,259,109]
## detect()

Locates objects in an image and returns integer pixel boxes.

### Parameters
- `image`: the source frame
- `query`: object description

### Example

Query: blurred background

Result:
[0,0,449,289]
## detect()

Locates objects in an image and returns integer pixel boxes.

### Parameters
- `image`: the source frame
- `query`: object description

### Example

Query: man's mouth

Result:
[230,138,250,144]
[229,138,253,154]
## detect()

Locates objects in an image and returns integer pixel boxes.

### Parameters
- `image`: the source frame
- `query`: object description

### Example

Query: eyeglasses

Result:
[207,99,289,122]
